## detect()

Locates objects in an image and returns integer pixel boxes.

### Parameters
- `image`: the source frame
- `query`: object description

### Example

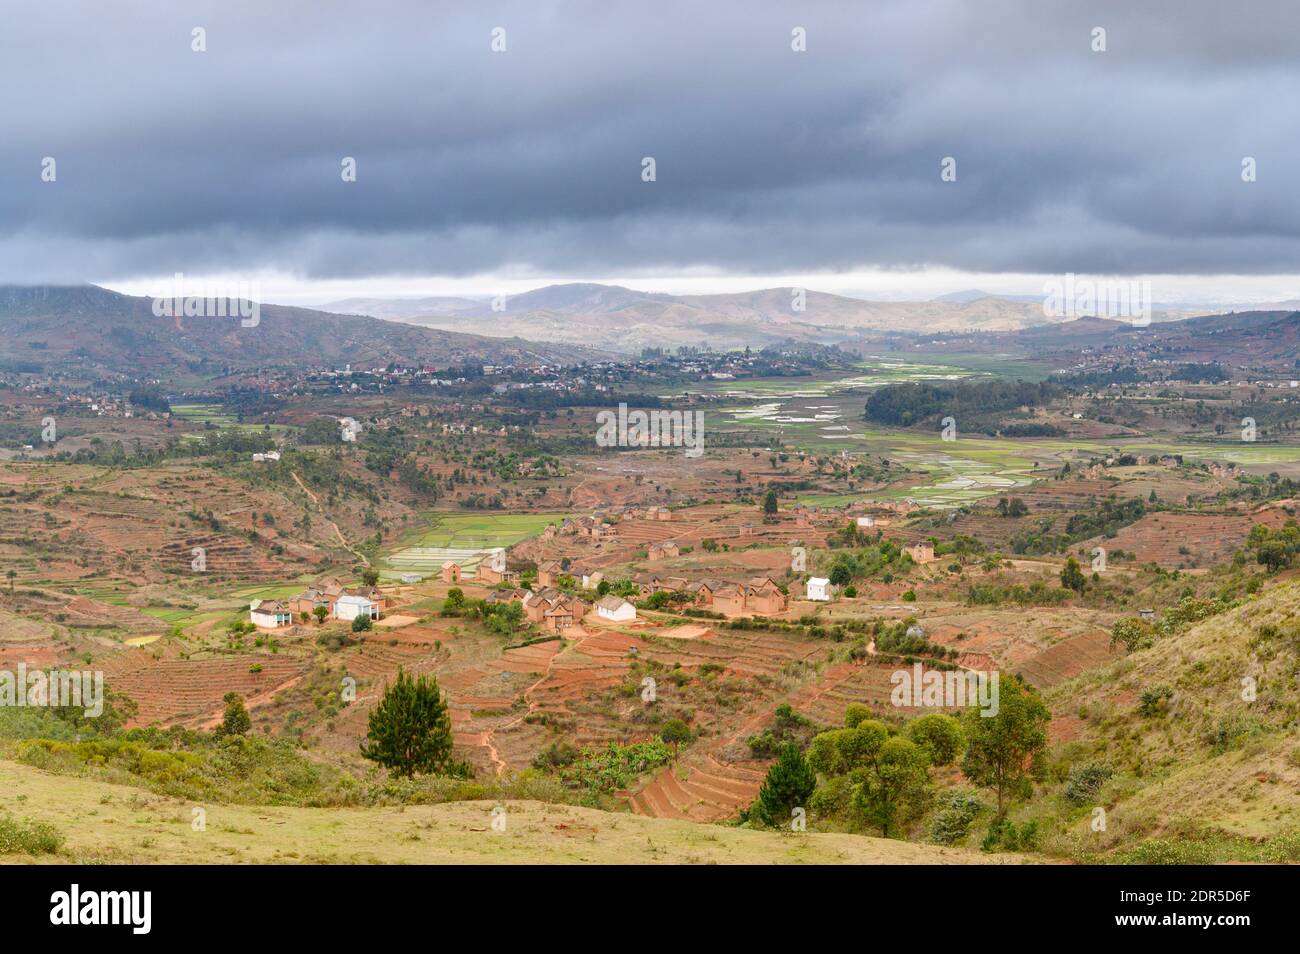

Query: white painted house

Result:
[596,596,636,622]
[856,515,875,528]
[334,594,377,622]
[805,577,832,602]
[249,599,292,628]
[399,573,423,584]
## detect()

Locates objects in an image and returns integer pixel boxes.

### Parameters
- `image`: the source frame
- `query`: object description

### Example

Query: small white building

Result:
[334,594,377,622]
[249,599,291,628]
[856,515,875,528]
[399,573,423,584]
[596,596,636,622]
[805,577,832,602]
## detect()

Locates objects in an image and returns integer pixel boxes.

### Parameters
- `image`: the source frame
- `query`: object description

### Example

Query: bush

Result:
[532,740,579,770]
[0,814,63,855]
[1064,762,1114,805]
[1137,684,1173,717]
[351,614,373,633]
[560,740,674,798]
[982,816,1038,852]
[928,791,984,845]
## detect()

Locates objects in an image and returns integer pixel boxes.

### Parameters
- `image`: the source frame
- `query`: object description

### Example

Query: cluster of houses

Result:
[248,576,387,629]
[647,541,680,561]
[615,571,791,615]
[523,588,594,632]
[684,576,788,615]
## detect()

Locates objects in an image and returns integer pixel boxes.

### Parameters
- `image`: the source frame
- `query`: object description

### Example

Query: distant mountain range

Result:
[3,283,1294,384]
[0,285,612,380]
[323,283,1262,353]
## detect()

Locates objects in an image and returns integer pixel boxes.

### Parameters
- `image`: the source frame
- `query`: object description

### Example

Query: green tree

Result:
[905,713,965,766]
[1110,617,1154,653]
[442,587,465,614]
[753,743,816,827]
[660,718,692,754]
[1060,556,1086,592]
[312,605,329,623]
[843,703,872,729]
[361,568,380,587]
[5,569,14,591]
[360,668,454,777]
[853,736,930,837]
[351,614,372,632]
[763,489,778,516]
[960,676,1050,816]
[808,720,931,836]
[217,692,251,737]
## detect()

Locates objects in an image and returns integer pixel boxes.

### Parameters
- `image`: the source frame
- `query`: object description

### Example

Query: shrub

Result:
[1137,684,1173,717]
[982,816,1038,852]
[928,791,984,845]
[0,814,63,855]
[1064,762,1113,805]
[560,740,673,798]
[532,740,579,770]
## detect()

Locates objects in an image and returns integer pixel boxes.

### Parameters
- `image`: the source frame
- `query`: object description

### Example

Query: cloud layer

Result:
[4,0,1299,284]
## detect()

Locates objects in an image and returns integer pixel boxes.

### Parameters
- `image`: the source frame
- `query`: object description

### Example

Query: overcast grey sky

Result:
[4,0,1300,301]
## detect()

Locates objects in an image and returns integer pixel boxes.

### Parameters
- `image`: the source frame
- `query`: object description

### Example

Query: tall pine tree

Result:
[361,668,454,777]
[753,743,816,827]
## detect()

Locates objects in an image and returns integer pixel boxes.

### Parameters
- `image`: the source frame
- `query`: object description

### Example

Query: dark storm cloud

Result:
[2,0,1299,283]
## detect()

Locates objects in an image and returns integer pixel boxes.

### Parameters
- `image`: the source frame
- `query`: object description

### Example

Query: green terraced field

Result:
[380,512,568,580]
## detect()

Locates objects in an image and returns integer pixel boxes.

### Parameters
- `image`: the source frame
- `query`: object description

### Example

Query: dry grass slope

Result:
[0,759,1023,865]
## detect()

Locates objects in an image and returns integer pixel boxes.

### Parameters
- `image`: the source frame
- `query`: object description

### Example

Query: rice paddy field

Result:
[171,403,292,436]
[170,403,239,426]
[380,512,568,580]
[710,359,1300,509]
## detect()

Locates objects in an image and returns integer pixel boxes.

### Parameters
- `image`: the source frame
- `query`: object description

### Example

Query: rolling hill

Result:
[0,285,612,381]
[324,283,1241,354]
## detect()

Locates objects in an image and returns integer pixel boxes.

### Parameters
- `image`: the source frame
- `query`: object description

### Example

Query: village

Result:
[246,498,940,638]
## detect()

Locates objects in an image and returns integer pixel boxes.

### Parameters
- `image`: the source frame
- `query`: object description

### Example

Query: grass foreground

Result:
[0,759,1025,865]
